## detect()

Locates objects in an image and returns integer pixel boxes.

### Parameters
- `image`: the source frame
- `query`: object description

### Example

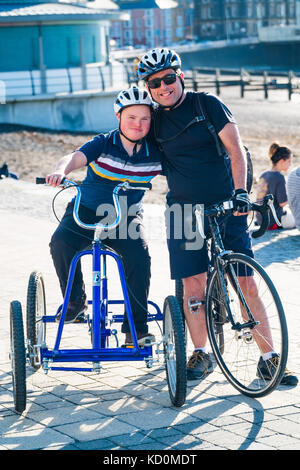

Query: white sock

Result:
[195,347,207,354]
[262,351,276,361]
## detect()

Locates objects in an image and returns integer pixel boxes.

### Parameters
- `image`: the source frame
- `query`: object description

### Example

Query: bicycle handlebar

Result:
[37,176,277,239]
[36,177,152,232]
[201,194,280,239]
[36,177,47,184]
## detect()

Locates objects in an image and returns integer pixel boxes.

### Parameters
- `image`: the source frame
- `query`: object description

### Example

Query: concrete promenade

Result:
[1,179,300,451]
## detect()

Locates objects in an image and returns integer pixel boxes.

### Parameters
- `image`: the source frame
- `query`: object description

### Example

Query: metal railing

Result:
[0,62,128,100]
[1,62,299,102]
[183,67,300,101]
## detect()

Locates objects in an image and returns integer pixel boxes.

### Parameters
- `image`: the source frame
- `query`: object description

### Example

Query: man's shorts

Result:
[165,204,254,280]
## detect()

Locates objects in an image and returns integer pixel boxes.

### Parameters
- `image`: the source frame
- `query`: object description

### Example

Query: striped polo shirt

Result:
[77,129,162,212]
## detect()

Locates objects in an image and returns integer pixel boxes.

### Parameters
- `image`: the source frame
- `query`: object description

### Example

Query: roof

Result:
[0,1,128,23]
[117,0,177,9]
[118,1,157,8]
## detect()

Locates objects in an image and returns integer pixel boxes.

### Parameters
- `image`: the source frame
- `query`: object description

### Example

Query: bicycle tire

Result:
[26,271,46,369]
[206,253,288,398]
[175,279,187,335]
[210,278,225,355]
[163,295,187,407]
[10,301,27,413]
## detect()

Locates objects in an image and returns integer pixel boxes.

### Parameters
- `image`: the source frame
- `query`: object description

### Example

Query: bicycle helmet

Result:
[114,86,153,114]
[137,48,181,81]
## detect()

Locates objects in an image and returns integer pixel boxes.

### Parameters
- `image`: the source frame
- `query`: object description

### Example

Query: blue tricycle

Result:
[9,178,187,413]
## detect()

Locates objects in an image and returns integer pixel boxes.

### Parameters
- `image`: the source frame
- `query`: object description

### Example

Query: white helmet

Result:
[114,86,153,114]
[137,48,181,80]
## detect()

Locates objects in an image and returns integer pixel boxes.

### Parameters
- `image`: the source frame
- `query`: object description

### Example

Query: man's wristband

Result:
[234,188,248,195]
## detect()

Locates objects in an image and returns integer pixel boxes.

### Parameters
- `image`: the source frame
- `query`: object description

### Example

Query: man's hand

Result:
[231,188,251,215]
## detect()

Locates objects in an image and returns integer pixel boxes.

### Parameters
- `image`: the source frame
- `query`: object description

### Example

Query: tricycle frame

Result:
[39,238,163,372]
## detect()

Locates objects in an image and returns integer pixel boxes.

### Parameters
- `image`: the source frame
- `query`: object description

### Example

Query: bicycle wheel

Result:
[175,279,184,316]
[163,295,187,407]
[175,279,187,336]
[10,301,27,413]
[26,271,46,370]
[206,253,288,398]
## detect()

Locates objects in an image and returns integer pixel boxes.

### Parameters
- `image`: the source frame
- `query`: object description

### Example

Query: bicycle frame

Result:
[205,209,258,332]
[37,180,163,373]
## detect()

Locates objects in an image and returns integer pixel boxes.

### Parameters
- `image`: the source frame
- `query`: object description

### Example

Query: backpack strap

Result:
[194,92,225,157]
[195,92,253,193]
[154,102,206,148]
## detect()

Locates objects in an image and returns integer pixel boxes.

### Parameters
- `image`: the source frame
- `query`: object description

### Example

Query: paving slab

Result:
[1,179,300,451]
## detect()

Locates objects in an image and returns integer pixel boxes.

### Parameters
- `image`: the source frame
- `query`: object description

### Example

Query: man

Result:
[47,86,161,346]
[138,48,298,385]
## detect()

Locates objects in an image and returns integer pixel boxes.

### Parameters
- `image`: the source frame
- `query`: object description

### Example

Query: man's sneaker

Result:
[257,353,298,386]
[187,350,213,380]
[56,295,88,324]
[123,332,155,347]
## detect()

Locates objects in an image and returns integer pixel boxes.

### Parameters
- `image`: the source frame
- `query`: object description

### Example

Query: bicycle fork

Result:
[216,258,259,334]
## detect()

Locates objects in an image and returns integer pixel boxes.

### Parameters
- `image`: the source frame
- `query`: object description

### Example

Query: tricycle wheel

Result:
[26,271,46,369]
[163,295,187,407]
[10,301,27,414]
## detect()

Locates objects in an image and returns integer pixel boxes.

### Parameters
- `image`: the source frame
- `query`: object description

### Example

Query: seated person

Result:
[287,165,300,230]
[256,142,295,230]
[46,86,162,346]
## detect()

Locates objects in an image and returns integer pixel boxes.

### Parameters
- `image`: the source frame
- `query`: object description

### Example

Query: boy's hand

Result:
[46,173,65,187]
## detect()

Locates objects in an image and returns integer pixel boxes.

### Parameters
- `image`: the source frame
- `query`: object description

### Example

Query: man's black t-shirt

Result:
[155,91,236,205]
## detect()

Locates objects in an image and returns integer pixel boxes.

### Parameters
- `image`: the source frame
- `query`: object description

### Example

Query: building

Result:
[0,0,129,96]
[0,0,127,72]
[193,0,298,41]
[170,0,195,44]
[110,0,178,49]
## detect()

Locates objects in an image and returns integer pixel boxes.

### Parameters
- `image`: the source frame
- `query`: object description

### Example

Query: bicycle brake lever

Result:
[195,204,206,240]
[267,198,282,227]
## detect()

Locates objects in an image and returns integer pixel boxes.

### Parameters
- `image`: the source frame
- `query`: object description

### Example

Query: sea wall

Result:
[0,90,118,132]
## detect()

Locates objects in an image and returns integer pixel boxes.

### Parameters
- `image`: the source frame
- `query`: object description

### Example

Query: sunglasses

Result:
[147,73,177,89]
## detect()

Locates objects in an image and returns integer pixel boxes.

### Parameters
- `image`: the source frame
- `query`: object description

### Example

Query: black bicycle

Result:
[175,195,288,398]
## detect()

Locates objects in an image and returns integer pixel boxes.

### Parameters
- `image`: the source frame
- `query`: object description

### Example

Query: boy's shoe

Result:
[187,350,213,380]
[257,353,298,386]
[123,332,155,347]
[56,295,88,324]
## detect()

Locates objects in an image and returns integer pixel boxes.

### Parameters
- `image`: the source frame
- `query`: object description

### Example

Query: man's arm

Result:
[218,122,250,215]
[218,122,247,191]
[46,150,87,187]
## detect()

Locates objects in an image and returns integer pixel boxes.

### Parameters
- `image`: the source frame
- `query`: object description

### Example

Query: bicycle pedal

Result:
[73,312,86,323]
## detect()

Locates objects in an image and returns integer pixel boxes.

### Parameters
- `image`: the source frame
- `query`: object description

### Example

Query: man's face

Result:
[145,68,184,108]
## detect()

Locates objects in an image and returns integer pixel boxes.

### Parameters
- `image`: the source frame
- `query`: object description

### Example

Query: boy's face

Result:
[117,105,151,140]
